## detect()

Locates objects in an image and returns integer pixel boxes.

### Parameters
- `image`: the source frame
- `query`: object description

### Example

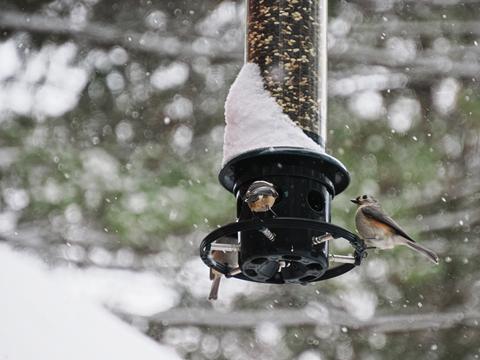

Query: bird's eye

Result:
[362,195,367,199]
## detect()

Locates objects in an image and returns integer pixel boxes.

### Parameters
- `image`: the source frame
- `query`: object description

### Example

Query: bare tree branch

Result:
[2,10,480,78]
[125,307,480,333]
[354,20,480,37]
[420,208,480,233]
[331,41,480,73]
[329,62,479,96]
[348,0,480,6]
[0,11,240,61]
[2,10,480,90]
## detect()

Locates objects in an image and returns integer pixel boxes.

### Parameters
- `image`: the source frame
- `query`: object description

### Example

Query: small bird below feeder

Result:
[352,194,439,264]
[208,246,241,301]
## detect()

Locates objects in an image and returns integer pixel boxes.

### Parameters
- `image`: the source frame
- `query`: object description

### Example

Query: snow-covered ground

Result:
[0,244,182,360]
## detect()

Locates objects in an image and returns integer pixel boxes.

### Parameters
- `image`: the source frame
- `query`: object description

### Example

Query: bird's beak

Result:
[350,199,359,204]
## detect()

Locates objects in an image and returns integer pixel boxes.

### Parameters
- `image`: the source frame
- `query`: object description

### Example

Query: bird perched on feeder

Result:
[208,249,239,300]
[352,195,439,264]
[209,250,226,301]
[245,180,279,213]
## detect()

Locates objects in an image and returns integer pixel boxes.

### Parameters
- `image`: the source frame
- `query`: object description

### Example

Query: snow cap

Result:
[222,63,324,165]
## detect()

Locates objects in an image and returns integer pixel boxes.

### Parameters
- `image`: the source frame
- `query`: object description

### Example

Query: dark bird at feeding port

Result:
[245,180,279,213]
[352,195,439,264]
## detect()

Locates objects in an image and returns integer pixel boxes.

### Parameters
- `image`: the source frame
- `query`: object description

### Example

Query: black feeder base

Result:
[200,147,366,284]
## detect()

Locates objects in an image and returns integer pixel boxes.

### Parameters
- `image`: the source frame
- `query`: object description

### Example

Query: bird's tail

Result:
[404,240,439,264]
[208,276,221,300]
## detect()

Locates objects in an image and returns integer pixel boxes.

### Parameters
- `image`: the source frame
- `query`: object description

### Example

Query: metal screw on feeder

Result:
[200,0,366,289]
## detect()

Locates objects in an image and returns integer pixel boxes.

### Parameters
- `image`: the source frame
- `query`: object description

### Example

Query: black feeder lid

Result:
[219,147,350,197]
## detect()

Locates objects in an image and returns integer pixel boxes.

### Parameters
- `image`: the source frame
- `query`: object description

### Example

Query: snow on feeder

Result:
[200,0,366,286]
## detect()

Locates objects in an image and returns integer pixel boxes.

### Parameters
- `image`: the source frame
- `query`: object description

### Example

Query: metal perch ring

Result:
[200,217,367,284]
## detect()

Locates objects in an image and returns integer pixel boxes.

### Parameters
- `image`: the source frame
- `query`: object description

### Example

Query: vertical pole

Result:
[247,0,327,149]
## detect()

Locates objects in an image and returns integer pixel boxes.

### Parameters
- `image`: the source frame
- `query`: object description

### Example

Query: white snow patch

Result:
[0,244,182,360]
[339,288,378,321]
[0,41,89,119]
[304,301,331,324]
[3,188,30,211]
[171,124,194,153]
[368,332,387,349]
[23,50,48,83]
[109,46,129,66]
[81,148,121,189]
[255,322,284,346]
[7,82,34,115]
[387,96,420,133]
[52,267,180,317]
[106,71,125,92]
[165,95,193,120]
[196,1,241,36]
[222,63,323,165]
[386,37,417,64]
[0,40,21,81]
[115,120,135,142]
[34,84,79,117]
[348,90,385,120]
[330,18,351,37]
[433,77,460,115]
[298,350,324,360]
[330,72,408,97]
[0,211,17,235]
[151,62,189,91]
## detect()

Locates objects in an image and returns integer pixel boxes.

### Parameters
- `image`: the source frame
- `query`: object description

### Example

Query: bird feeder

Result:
[200,0,366,284]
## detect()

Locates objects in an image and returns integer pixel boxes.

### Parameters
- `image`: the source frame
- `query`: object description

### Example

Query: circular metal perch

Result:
[200,217,367,284]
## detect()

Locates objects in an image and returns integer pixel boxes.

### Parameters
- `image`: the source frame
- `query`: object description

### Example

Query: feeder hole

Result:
[307,190,325,212]
[306,263,323,271]
[245,269,258,277]
[251,257,268,265]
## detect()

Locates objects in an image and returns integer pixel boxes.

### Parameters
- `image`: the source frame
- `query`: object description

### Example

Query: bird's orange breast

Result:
[249,196,276,212]
[367,218,395,235]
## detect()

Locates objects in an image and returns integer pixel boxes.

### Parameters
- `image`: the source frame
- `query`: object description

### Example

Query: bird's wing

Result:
[361,206,415,242]
[245,193,260,203]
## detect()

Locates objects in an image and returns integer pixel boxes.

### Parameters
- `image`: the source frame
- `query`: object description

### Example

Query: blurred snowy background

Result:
[0,0,479,359]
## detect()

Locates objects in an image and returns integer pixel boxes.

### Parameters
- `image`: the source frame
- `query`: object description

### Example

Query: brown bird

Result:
[352,194,439,264]
[245,180,279,213]
[208,251,223,300]
[208,250,238,300]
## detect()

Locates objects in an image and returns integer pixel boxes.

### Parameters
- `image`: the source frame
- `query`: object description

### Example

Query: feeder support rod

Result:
[246,0,328,148]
